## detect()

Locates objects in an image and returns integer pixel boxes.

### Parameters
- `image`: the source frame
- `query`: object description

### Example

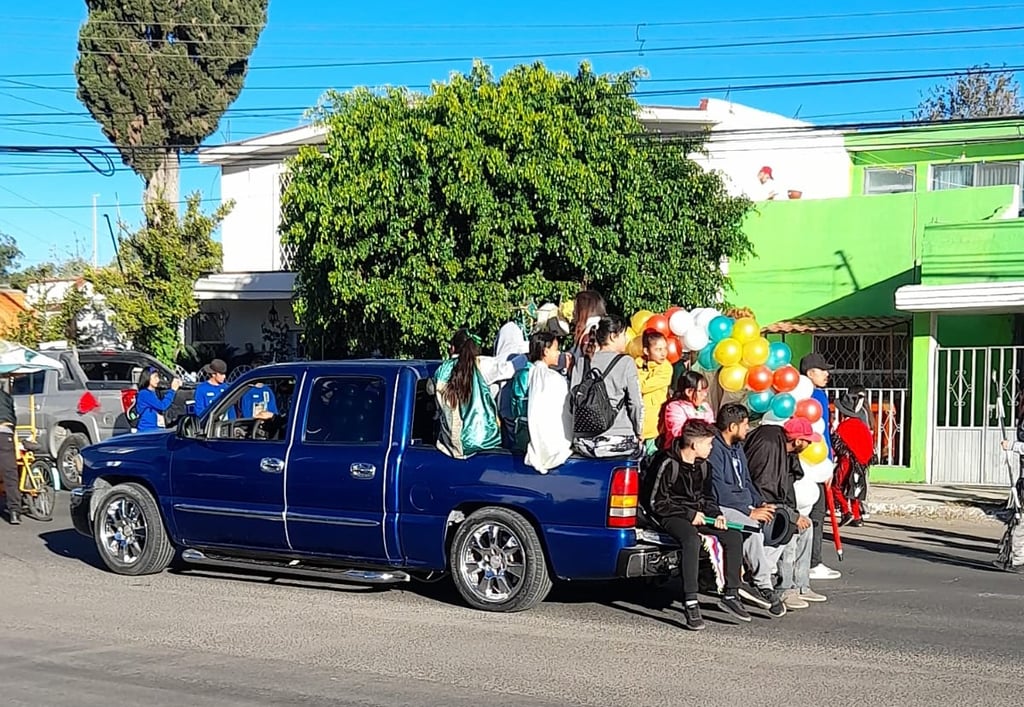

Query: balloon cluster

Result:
[626,306,830,467]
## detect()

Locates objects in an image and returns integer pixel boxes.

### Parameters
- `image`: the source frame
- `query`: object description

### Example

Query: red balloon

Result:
[665,336,682,364]
[644,314,672,337]
[772,365,800,393]
[795,398,823,424]
[746,365,773,393]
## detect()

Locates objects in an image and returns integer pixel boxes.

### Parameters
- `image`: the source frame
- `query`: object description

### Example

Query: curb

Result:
[865,502,1004,523]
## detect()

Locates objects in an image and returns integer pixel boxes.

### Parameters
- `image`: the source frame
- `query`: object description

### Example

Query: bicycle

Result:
[0,437,55,522]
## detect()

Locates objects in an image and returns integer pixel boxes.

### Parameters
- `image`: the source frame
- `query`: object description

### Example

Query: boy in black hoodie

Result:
[645,419,750,630]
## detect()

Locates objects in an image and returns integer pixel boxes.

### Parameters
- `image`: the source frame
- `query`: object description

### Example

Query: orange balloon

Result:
[631,310,655,333]
[644,314,671,337]
[719,364,748,393]
[772,365,800,393]
[746,365,774,393]
[795,398,823,424]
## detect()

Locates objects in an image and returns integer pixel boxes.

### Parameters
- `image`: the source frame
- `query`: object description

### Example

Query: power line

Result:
[4,22,1024,78]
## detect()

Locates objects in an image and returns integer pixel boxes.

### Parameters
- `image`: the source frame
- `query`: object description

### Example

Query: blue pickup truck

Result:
[70,361,676,612]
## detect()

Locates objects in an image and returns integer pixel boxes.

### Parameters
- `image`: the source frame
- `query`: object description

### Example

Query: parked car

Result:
[12,348,194,489]
[70,360,675,612]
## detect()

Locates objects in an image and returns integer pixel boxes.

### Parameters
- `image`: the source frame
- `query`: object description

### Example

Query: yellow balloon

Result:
[732,317,761,344]
[741,337,770,367]
[719,364,748,393]
[801,440,828,465]
[626,326,639,341]
[631,310,655,333]
[627,336,644,359]
[713,337,743,367]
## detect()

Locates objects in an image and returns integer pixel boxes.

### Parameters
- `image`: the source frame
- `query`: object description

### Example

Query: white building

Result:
[193,98,851,353]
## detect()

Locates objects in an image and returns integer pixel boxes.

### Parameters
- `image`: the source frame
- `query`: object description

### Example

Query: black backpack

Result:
[570,354,628,437]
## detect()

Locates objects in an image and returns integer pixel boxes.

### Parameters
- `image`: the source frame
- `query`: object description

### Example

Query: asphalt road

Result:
[1,500,1021,706]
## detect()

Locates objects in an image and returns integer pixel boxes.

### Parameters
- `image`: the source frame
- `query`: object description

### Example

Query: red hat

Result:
[759,166,773,178]
[784,417,821,444]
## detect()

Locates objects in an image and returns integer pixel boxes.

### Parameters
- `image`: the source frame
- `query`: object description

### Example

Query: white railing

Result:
[825,387,909,467]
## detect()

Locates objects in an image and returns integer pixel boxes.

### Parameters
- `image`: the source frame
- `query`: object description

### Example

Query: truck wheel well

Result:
[58,421,90,439]
[445,503,555,577]
[96,475,158,502]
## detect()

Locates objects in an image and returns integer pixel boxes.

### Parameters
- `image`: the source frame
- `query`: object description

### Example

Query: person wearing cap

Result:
[707,404,787,618]
[194,359,229,417]
[744,417,827,609]
[754,166,778,201]
[799,352,842,581]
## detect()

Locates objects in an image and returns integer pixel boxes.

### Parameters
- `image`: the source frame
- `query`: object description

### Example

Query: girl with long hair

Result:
[432,329,502,459]
[659,370,715,450]
[569,290,607,361]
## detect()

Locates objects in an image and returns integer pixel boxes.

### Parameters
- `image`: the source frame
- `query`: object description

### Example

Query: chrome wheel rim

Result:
[100,496,148,565]
[458,522,526,604]
[61,446,82,484]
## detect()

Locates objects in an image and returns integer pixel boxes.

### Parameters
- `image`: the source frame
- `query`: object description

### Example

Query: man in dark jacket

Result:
[708,404,785,617]
[745,418,822,610]
[0,384,19,524]
[647,419,750,631]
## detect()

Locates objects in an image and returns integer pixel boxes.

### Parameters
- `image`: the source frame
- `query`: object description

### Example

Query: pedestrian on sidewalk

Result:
[799,353,842,581]
[0,382,19,525]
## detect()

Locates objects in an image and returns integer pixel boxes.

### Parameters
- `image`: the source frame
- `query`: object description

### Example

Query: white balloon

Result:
[793,476,820,515]
[760,411,788,426]
[812,418,826,434]
[793,374,815,402]
[682,327,710,352]
[693,308,719,330]
[800,457,835,484]
[668,309,694,337]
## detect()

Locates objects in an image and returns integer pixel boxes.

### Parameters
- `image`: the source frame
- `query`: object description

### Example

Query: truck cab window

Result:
[410,378,439,447]
[304,377,386,445]
[207,376,296,442]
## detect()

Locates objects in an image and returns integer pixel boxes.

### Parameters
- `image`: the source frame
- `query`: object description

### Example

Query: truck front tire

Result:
[93,482,175,576]
[449,507,552,613]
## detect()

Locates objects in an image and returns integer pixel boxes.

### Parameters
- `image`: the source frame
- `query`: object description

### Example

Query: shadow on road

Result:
[38,529,105,570]
[840,535,1000,573]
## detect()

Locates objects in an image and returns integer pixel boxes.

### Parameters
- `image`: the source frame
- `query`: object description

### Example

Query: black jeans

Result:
[810,483,826,567]
[661,515,744,600]
[0,431,18,514]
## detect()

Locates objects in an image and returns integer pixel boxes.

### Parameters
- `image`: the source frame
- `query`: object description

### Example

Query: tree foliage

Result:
[91,195,226,366]
[7,257,89,292]
[281,62,752,358]
[914,65,1023,121]
[75,0,268,204]
[3,283,89,349]
[0,233,23,278]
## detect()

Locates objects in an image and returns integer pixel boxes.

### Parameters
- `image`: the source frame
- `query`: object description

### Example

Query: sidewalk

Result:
[866,484,1010,523]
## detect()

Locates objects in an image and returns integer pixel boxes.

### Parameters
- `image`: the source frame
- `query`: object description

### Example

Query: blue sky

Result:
[1,1,1023,268]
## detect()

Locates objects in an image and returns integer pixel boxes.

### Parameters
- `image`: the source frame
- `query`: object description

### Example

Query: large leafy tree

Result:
[281,62,752,358]
[914,65,1022,121]
[75,0,268,205]
[91,195,226,365]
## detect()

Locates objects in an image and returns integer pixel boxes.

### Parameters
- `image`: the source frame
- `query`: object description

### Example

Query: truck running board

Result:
[179,549,411,585]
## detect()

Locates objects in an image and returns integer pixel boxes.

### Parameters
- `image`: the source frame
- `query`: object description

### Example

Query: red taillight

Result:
[608,467,638,528]
[120,388,137,414]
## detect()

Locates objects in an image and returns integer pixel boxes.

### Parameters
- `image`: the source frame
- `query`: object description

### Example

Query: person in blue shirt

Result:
[799,352,841,582]
[240,383,278,418]
[135,368,181,432]
[194,359,228,417]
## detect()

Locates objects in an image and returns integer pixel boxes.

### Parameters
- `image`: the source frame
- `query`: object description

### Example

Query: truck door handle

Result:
[260,457,285,474]
[350,463,376,480]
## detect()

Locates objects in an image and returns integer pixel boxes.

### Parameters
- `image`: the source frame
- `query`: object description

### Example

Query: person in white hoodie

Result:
[493,321,530,447]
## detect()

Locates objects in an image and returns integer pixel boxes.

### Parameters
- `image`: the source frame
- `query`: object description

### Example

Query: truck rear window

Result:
[10,373,44,396]
[411,378,439,446]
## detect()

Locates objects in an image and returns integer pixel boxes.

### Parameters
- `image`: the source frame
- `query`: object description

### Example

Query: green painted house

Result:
[729,118,1024,485]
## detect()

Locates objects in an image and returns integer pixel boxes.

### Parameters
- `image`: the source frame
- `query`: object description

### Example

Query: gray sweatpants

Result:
[721,506,785,590]
[778,526,813,591]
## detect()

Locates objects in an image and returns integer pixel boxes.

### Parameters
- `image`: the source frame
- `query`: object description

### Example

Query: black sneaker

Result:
[738,583,772,610]
[849,518,864,528]
[760,587,787,618]
[8,510,20,525]
[719,594,752,623]
[682,601,706,631]
[839,513,853,527]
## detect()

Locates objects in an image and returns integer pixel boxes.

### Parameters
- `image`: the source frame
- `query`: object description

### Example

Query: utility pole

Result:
[91,193,100,267]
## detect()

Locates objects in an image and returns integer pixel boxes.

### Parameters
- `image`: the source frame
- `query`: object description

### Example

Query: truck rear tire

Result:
[449,507,552,613]
[93,482,175,576]
[57,432,89,490]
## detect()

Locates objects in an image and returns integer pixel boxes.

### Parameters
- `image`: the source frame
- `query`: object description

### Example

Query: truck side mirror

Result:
[176,414,201,440]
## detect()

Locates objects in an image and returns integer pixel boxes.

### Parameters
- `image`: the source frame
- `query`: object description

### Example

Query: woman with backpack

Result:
[431,329,503,460]
[569,315,644,458]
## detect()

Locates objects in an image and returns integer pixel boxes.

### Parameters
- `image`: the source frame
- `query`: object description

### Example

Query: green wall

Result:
[730,185,1017,325]
[920,220,1024,285]
[937,314,1015,347]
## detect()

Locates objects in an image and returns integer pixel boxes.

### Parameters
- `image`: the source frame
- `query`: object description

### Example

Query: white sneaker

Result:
[808,563,842,580]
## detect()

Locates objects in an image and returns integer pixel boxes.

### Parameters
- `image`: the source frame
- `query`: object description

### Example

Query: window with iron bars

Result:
[812,332,908,389]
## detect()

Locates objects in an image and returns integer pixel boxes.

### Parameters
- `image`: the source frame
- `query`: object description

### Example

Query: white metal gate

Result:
[932,346,1023,484]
